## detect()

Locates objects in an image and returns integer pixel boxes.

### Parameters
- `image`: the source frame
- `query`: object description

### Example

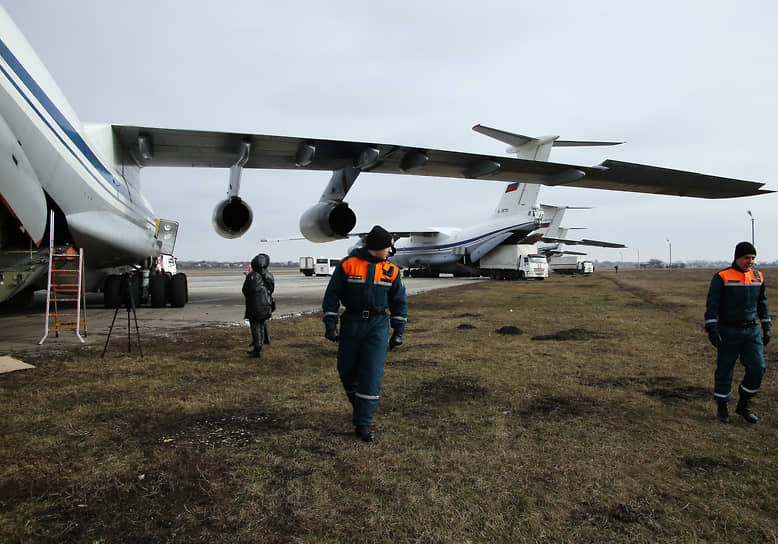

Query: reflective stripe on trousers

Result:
[714,325,765,402]
[337,312,390,426]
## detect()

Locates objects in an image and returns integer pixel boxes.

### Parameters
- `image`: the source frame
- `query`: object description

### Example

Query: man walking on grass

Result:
[705,241,771,423]
[322,225,407,442]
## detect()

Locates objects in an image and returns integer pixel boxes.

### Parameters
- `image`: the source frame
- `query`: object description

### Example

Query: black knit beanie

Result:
[366,225,394,250]
[734,241,756,260]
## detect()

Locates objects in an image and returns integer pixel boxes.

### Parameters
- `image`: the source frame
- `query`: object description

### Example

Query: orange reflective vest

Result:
[705,265,771,329]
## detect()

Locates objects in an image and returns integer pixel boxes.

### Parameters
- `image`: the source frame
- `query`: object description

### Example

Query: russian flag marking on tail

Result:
[505,183,519,193]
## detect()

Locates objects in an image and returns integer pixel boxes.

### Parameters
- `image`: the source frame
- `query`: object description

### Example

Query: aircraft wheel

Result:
[170,273,188,307]
[150,273,168,307]
[104,274,122,308]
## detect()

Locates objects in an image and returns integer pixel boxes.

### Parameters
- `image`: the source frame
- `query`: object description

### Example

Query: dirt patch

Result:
[386,358,439,368]
[406,343,445,351]
[417,376,486,403]
[580,375,678,389]
[579,375,708,403]
[496,326,523,335]
[645,385,708,403]
[159,411,289,449]
[680,455,744,473]
[457,324,476,330]
[519,395,604,418]
[570,497,658,529]
[531,328,609,341]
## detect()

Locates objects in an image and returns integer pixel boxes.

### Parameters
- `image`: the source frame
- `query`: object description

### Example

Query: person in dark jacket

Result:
[322,225,407,442]
[243,253,275,358]
[705,241,771,423]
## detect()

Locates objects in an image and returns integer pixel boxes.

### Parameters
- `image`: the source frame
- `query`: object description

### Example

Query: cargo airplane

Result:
[390,126,627,277]
[0,7,771,307]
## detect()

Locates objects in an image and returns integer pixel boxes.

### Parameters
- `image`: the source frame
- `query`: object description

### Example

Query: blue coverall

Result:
[705,264,771,402]
[322,248,407,426]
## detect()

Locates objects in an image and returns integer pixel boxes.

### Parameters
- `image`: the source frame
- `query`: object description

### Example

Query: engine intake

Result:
[212,196,253,239]
[299,201,357,242]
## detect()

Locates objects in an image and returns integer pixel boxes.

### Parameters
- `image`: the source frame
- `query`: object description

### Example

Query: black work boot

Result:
[355,425,375,442]
[247,349,262,358]
[735,397,759,424]
[716,402,730,423]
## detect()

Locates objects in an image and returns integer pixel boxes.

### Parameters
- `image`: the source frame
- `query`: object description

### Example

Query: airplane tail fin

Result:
[538,205,591,238]
[476,124,620,220]
[491,182,542,220]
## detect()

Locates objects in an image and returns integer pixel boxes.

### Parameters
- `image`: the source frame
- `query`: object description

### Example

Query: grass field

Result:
[1,269,777,543]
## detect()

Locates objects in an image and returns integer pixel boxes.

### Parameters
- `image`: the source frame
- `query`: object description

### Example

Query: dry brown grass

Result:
[1,268,777,543]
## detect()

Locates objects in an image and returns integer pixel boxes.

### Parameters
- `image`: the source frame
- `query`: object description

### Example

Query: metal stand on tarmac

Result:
[101,274,143,358]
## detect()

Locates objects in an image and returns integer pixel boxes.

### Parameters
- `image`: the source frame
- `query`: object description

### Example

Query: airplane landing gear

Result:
[104,270,188,308]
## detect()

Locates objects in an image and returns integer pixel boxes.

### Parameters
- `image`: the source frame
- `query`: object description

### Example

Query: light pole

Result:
[747,210,755,245]
[666,238,672,270]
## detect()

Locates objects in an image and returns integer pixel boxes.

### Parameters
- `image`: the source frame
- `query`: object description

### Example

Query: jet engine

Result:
[212,196,253,239]
[299,201,356,242]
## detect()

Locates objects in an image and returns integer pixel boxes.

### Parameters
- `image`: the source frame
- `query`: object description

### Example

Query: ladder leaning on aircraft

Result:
[0,6,771,308]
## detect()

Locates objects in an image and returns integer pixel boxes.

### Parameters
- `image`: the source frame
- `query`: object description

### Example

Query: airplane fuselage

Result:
[0,11,161,296]
[392,216,539,271]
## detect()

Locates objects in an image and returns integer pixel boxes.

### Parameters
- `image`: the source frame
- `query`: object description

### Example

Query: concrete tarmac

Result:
[0,268,482,354]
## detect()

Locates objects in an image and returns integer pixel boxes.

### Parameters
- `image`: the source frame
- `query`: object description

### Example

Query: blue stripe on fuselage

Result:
[0,37,153,218]
[396,221,536,253]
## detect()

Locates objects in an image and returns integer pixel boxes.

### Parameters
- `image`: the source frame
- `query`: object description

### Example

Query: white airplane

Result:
[390,126,627,276]
[0,7,771,307]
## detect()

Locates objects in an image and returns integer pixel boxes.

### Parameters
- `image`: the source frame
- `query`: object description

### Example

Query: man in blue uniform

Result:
[705,241,771,423]
[322,225,407,442]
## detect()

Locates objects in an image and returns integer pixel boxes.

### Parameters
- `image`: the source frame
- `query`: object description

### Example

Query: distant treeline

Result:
[177,261,299,270]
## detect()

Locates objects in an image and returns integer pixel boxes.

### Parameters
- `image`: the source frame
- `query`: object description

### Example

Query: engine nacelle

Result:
[299,201,357,242]
[212,196,253,239]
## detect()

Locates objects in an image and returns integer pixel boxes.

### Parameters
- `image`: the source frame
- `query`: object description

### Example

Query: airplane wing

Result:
[353,227,457,240]
[111,125,771,199]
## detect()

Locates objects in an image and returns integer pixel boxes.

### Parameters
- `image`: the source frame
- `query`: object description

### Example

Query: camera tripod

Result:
[101,275,143,358]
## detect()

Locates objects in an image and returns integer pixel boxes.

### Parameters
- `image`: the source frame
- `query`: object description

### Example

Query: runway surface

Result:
[1,268,482,353]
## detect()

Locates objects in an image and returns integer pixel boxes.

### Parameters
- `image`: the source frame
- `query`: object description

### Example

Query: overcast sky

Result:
[4,0,777,264]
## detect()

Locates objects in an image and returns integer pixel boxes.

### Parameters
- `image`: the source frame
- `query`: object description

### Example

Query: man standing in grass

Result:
[322,225,407,442]
[705,241,771,423]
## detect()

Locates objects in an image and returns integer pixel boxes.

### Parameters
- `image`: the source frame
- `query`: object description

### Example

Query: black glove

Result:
[706,327,721,348]
[764,329,771,347]
[389,332,403,350]
[324,328,339,342]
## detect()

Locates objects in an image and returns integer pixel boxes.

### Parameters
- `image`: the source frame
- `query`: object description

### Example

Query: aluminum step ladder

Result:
[39,213,87,344]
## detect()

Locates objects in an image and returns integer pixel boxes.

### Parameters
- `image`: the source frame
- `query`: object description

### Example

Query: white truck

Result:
[478,244,548,280]
[155,254,177,275]
[314,257,341,276]
[299,256,315,276]
[548,255,594,275]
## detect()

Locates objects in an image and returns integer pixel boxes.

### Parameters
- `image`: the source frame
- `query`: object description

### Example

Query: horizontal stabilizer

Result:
[542,236,626,249]
[473,124,623,149]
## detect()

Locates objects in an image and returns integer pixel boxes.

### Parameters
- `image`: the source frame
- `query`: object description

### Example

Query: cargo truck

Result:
[314,257,341,276]
[478,244,548,280]
[548,255,594,275]
[299,256,315,276]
